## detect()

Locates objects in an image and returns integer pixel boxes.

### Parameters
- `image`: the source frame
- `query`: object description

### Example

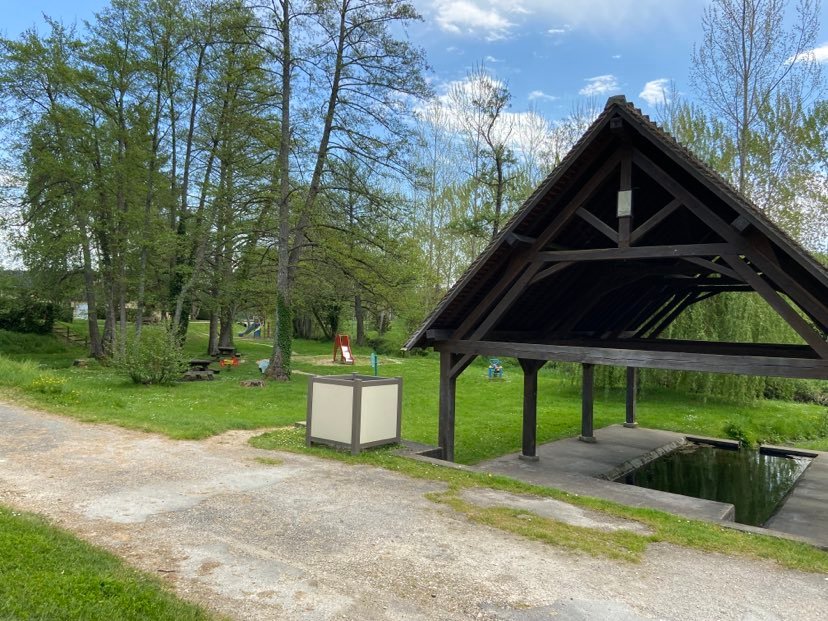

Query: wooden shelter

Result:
[405,96,828,463]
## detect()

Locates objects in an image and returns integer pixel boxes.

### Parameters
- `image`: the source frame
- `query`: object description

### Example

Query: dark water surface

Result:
[617,443,811,526]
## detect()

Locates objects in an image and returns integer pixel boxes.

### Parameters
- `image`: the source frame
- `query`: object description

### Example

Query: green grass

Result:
[1,325,826,574]
[1,322,826,461]
[0,505,219,620]
[250,426,828,573]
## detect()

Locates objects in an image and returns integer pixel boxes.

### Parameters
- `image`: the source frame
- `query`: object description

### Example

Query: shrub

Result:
[0,294,59,334]
[722,420,755,447]
[115,325,187,385]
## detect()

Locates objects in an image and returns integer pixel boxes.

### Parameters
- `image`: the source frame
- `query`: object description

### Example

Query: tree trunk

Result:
[266,0,294,381]
[208,309,219,356]
[354,294,365,346]
[218,306,234,348]
[79,223,104,359]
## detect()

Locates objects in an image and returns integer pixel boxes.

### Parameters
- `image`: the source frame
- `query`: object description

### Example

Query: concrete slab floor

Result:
[473,425,828,547]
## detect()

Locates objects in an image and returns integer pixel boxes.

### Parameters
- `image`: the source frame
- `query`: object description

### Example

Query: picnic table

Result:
[217,346,237,358]
[184,359,216,381]
[189,359,213,372]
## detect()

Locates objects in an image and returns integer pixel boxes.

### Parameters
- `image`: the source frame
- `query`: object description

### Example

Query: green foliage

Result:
[0,505,217,620]
[114,325,186,386]
[2,325,826,459]
[722,421,755,447]
[636,293,824,405]
[0,293,60,334]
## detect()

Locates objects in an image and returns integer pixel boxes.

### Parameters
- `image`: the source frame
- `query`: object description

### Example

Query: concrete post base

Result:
[519,454,540,462]
[578,435,597,443]
[624,422,639,428]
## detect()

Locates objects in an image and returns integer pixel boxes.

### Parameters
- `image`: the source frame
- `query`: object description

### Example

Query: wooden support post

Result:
[617,150,632,248]
[624,366,638,428]
[438,350,457,462]
[579,363,596,443]
[518,359,543,461]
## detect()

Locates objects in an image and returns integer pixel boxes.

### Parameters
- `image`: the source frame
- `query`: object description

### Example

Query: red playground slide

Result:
[333,334,355,364]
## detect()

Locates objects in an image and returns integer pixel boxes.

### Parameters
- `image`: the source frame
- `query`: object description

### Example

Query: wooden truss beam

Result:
[632,149,828,332]
[630,199,681,245]
[451,151,624,341]
[434,339,827,379]
[576,208,618,243]
[680,257,742,281]
[723,255,828,358]
[537,243,734,263]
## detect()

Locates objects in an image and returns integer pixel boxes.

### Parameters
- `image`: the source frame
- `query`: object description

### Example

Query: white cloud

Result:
[579,74,620,97]
[639,78,671,106]
[788,42,828,64]
[423,1,702,37]
[528,89,559,102]
[418,76,557,157]
[484,55,501,63]
[612,54,622,59]
[433,1,514,40]
[546,24,572,36]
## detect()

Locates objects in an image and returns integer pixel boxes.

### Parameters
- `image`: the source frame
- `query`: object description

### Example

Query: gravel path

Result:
[0,402,826,620]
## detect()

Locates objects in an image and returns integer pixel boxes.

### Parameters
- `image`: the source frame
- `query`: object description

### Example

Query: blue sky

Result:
[2,0,828,121]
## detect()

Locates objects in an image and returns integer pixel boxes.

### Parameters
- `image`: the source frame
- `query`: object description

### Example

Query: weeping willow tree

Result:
[587,292,825,404]
[649,293,810,402]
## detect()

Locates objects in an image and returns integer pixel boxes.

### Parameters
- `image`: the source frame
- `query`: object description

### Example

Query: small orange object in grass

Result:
[219,356,240,368]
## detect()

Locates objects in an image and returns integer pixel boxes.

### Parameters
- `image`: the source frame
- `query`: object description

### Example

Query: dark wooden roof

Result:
[406,96,828,380]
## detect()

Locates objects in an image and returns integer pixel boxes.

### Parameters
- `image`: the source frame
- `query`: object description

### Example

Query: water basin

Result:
[616,442,812,526]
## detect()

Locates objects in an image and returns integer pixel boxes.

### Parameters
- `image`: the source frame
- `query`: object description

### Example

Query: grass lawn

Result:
[0,505,218,620]
[1,325,827,575]
[1,324,826,464]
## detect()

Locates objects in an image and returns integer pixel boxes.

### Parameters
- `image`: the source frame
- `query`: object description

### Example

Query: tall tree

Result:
[449,67,516,241]
[258,0,429,380]
[690,0,822,196]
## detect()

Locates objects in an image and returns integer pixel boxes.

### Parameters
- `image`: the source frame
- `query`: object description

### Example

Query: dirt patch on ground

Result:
[0,402,826,620]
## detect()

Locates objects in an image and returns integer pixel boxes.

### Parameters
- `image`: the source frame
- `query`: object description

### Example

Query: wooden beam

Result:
[518,359,544,460]
[438,350,457,462]
[449,152,625,344]
[531,151,623,251]
[633,292,685,337]
[560,338,817,357]
[631,149,828,331]
[618,149,632,248]
[529,261,574,285]
[731,215,751,232]
[681,257,742,281]
[722,255,828,359]
[576,208,618,243]
[448,352,477,382]
[450,259,531,342]
[537,244,735,263]
[426,329,452,340]
[630,199,681,244]
[625,367,638,428]
[580,364,596,442]
[505,232,536,246]
[649,292,701,338]
[607,287,673,338]
[461,260,545,343]
[434,339,828,379]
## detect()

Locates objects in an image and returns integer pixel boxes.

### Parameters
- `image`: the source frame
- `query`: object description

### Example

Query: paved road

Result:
[0,402,826,620]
